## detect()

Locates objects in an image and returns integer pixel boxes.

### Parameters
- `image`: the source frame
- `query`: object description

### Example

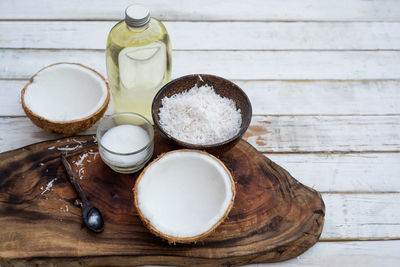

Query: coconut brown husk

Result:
[133,149,236,244]
[21,62,110,135]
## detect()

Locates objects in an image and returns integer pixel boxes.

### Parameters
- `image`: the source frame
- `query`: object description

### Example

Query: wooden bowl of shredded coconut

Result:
[152,74,252,153]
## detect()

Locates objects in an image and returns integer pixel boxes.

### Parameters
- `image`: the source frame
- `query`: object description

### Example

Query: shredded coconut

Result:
[88,149,99,160]
[57,139,87,151]
[158,84,242,145]
[74,153,89,167]
[41,178,57,195]
[57,145,80,151]
[71,150,99,180]
[72,139,86,145]
[78,168,85,180]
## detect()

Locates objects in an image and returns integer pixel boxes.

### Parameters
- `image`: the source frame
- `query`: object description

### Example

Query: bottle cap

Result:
[125,5,151,28]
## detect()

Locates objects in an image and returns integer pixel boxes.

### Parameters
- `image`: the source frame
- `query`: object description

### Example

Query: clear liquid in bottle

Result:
[106,5,171,123]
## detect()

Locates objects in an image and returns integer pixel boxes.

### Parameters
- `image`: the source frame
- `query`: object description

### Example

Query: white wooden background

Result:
[1,0,400,266]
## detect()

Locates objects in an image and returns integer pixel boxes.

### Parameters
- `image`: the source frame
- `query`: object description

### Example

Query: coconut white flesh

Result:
[23,64,108,122]
[137,151,233,239]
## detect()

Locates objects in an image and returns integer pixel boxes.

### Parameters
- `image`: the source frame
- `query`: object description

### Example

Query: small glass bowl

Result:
[96,112,154,174]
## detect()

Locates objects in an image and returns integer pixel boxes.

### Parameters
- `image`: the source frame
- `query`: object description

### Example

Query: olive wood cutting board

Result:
[0,133,325,266]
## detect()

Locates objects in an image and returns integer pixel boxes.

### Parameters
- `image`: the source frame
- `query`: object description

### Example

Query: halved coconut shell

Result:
[21,62,110,135]
[134,149,236,244]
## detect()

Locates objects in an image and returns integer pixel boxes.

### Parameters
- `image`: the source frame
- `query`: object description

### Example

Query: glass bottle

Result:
[106,5,171,123]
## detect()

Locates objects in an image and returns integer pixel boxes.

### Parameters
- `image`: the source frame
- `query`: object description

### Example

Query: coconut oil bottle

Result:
[106,5,171,123]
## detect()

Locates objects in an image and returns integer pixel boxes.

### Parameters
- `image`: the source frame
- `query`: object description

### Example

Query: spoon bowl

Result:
[82,205,105,233]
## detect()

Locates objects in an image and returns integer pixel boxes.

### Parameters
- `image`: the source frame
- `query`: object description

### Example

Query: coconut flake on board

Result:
[57,145,80,151]
[158,84,242,145]
[56,139,89,152]
[88,150,99,160]
[41,178,57,195]
[75,153,89,166]
[71,149,99,180]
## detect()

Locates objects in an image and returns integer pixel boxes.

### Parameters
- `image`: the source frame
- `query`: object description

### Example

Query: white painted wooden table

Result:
[1,0,400,266]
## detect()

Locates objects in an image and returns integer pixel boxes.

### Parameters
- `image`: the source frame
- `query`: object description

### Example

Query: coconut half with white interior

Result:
[134,150,235,243]
[21,63,110,135]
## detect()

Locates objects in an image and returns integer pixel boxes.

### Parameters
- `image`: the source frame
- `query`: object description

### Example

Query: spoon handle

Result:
[61,154,89,204]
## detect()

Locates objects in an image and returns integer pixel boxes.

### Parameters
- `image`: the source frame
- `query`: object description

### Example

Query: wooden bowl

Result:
[152,74,252,154]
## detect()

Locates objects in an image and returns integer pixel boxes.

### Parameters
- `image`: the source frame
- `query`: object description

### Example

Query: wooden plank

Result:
[1,49,400,80]
[1,21,400,50]
[245,115,400,153]
[0,0,399,21]
[3,80,400,117]
[261,241,400,266]
[266,153,400,193]
[0,80,22,116]
[321,193,400,240]
[236,80,400,115]
[1,115,399,153]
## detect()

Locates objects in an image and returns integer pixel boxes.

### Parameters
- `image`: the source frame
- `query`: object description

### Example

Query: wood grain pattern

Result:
[1,115,400,154]
[0,135,324,266]
[268,153,400,193]
[1,0,399,21]
[3,80,400,117]
[0,0,399,266]
[262,241,400,266]
[1,21,400,50]
[245,115,400,153]
[322,193,400,240]
[2,49,400,80]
